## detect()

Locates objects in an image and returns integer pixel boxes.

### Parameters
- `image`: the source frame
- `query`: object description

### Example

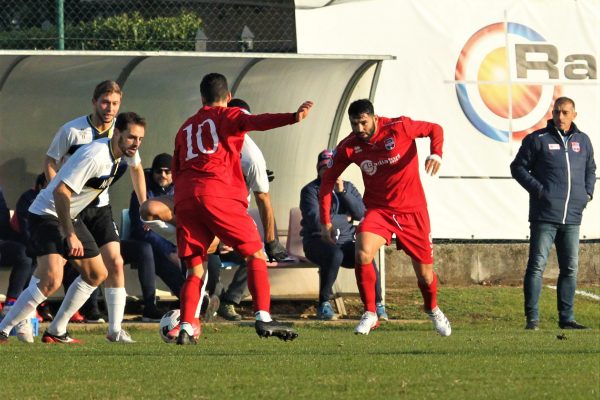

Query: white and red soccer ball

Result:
[159,309,201,343]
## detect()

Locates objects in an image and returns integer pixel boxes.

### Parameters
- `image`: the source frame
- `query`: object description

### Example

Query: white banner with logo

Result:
[296,0,599,239]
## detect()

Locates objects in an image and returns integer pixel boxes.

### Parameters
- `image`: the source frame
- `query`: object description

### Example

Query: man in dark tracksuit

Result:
[300,150,385,320]
[511,96,595,330]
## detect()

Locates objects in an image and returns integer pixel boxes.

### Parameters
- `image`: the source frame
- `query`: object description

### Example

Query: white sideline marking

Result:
[546,285,600,301]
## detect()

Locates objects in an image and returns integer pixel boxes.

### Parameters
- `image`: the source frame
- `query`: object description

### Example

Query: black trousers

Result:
[0,240,34,300]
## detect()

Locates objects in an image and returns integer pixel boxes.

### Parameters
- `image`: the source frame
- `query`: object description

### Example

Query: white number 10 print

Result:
[184,119,220,160]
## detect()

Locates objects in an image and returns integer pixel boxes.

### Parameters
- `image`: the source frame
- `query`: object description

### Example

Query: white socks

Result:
[255,310,272,322]
[0,277,46,335]
[105,287,127,335]
[142,219,176,243]
[194,270,209,319]
[49,276,97,336]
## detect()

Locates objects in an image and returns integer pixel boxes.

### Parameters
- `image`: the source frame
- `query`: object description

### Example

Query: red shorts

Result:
[357,208,433,264]
[175,196,263,267]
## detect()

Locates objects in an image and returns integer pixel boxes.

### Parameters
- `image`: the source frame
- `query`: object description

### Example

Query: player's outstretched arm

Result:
[295,101,314,122]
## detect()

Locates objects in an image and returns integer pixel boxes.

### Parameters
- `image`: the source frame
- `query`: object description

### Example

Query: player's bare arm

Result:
[130,163,148,204]
[44,155,59,182]
[53,181,83,257]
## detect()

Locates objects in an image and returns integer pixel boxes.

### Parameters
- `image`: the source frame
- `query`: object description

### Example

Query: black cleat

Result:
[255,320,298,341]
[559,320,589,330]
[176,329,197,345]
[0,331,8,344]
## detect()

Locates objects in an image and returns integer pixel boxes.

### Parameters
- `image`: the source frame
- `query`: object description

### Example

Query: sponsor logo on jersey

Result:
[353,146,362,153]
[571,142,580,152]
[360,160,377,176]
[548,143,560,150]
[384,137,395,151]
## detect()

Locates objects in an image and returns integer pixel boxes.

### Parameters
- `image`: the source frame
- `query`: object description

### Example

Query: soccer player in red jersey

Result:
[172,73,313,344]
[319,99,451,336]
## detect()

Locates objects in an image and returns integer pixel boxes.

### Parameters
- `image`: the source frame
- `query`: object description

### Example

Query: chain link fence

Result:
[0,0,297,52]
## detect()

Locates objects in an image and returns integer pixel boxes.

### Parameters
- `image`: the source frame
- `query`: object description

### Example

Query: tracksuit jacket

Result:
[300,177,364,245]
[510,120,596,225]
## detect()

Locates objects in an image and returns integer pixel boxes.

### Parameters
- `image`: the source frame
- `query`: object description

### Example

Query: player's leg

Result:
[46,254,108,343]
[353,231,386,335]
[174,197,216,345]
[203,197,297,341]
[0,254,65,343]
[140,195,177,243]
[396,209,451,336]
[140,195,175,223]
[1,214,68,343]
[177,259,205,345]
[78,205,132,341]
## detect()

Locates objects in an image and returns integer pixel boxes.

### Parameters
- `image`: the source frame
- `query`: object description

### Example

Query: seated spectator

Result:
[2,175,56,325]
[300,150,387,320]
[128,153,185,321]
[0,186,36,338]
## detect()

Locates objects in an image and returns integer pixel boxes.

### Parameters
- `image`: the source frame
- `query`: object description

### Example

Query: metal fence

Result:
[0,0,297,52]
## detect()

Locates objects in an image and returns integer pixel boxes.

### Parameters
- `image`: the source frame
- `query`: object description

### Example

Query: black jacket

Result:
[510,120,596,224]
[300,177,364,245]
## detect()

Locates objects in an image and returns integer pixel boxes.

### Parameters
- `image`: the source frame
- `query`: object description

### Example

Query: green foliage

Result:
[69,10,203,51]
[0,11,203,50]
[0,27,55,50]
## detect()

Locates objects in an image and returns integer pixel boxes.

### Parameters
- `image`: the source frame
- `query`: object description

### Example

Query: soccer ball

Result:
[159,309,181,343]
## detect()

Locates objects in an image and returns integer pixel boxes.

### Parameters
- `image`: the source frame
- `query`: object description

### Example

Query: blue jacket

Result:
[129,169,176,254]
[511,120,596,225]
[300,177,364,245]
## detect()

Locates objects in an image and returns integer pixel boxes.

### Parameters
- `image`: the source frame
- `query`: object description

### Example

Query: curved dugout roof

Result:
[0,50,392,229]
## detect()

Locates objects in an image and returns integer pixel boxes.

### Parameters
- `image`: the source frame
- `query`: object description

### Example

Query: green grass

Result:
[1,287,599,400]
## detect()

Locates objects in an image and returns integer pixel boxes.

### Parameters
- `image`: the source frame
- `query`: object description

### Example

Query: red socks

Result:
[355,263,377,312]
[247,257,270,313]
[180,275,203,324]
[418,272,438,311]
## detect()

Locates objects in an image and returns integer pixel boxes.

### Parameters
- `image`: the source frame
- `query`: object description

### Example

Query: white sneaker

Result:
[427,307,452,337]
[354,311,379,335]
[106,329,136,343]
[15,318,34,343]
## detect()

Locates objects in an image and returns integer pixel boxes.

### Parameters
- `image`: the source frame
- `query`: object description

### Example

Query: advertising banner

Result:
[297,0,599,239]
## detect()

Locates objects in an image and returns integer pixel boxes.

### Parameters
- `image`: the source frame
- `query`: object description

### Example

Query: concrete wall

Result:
[385,242,600,286]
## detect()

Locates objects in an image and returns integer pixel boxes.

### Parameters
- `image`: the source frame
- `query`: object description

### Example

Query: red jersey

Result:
[319,116,443,224]
[172,105,296,206]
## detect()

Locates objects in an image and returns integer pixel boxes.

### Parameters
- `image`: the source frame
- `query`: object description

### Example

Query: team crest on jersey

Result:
[384,137,395,151]
[571,142,580,152]
[360,160,377,176]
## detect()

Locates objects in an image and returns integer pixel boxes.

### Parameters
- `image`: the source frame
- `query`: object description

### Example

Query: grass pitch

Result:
[1,286,598,400]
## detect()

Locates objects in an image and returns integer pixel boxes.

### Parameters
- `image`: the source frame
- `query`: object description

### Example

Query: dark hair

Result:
[93,80,122,100]
[348,99,375,118]
[228,98,251,113]
[554,96,575,110]
[115,112,146,132]
[34,173,47,189]
[200,73,229,104]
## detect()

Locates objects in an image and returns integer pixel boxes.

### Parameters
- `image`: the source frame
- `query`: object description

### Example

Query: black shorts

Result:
[27,212,100,259]
[78,204,120,247]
